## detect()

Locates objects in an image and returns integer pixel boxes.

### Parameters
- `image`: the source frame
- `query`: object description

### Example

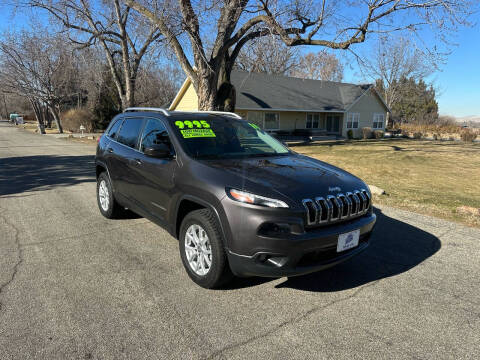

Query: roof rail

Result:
[124,107,170,116]
[189,111,242,119]
[123,107,243,119]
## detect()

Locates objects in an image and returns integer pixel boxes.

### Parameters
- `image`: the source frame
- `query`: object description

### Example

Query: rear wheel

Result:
[97,172,123,219]
[179,209,233,288]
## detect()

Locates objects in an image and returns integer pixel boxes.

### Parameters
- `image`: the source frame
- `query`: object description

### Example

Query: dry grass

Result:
[293,139,480,227]
[398,123,480,140]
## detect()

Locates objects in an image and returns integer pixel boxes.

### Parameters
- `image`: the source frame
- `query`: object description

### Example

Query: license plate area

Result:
[337,229,360,252]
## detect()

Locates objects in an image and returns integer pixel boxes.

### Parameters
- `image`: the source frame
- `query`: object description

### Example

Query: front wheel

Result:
[179,209,233,288]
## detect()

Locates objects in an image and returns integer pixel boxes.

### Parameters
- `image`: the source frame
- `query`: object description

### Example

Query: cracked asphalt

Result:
[0,121,479,359]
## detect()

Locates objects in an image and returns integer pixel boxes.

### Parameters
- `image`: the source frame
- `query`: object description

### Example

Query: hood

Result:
[202,154,367,201]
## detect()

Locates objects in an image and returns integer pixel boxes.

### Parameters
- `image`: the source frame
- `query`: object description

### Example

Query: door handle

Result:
[107,147,113,153]
[134,158,142,165]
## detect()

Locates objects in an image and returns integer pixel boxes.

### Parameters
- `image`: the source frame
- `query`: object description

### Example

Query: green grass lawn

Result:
[293,139,480,227]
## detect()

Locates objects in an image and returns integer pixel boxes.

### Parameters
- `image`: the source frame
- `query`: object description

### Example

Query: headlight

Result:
[227,188,288,208]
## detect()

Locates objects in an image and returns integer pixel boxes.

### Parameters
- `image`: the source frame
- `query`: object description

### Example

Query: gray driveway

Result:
[0,121,479,359]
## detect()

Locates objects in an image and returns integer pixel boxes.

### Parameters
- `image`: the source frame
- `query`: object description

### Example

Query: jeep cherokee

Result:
[95,108,376,288]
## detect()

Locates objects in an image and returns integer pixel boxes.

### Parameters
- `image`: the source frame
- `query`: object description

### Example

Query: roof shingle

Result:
[231,70,371,112]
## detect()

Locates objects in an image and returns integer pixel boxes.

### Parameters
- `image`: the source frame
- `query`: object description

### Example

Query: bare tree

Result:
[292,51,343,81]
[358,36,434,126]
[123,0,473,111]
[0,31,79,133]
[135,60,184,107]
[235,36,299,75]
[27,0,164,109]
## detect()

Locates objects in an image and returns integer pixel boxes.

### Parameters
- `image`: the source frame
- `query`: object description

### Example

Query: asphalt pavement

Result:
[0,121,479,359]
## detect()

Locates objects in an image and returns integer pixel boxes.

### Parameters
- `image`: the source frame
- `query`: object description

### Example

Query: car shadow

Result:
[274,208,441,292]
[225,208,441,291]
[0,155,96,196]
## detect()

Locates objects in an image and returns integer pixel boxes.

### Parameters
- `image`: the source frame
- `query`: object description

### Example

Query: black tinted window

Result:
[107,118,123,139]
[140,118,171,152]
[116,118,143,149]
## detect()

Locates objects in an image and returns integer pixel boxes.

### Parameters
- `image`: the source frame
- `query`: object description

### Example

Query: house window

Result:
[264,112,280,130]
[346,113,359,129]
[306,113,320,129]
[373,113,385,129]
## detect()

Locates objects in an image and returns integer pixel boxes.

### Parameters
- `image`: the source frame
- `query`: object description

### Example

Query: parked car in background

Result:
[9,113,25,125]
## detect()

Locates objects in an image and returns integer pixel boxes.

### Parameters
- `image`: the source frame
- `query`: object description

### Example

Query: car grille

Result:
[302,189,371,226]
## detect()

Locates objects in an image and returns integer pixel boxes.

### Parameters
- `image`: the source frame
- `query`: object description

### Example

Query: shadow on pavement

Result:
[275,208,441,292]
[0,155,96,196]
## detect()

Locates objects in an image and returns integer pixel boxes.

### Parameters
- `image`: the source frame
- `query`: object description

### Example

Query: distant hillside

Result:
[441,115,480,127]
[456,115,480,123]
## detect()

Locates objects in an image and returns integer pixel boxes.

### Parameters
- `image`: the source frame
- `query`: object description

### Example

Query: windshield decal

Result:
[181,128,216,138]
[248,123,261,131]
[175,120,211,129]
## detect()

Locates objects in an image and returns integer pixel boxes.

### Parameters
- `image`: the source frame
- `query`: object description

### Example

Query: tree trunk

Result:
[385,112,391,129]
[215,60,236,112]
[119,81,136,110]
[44,106,52,128]
[195,60,236,112]
[49,105,63,134]
[30,99,46,134]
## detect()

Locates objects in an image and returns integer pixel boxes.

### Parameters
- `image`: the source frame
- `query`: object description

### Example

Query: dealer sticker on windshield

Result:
[180,128,216,138]
[337,229,360,252]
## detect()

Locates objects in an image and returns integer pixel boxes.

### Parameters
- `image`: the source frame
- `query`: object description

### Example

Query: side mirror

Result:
[144,143,172,158]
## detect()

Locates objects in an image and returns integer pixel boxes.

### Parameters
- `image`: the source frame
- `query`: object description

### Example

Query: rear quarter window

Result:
[107,118,123,139]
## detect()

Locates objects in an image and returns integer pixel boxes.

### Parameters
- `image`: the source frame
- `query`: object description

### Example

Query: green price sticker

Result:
[181,129,216,138]
[249,123,261,130]
[175,120,211,129]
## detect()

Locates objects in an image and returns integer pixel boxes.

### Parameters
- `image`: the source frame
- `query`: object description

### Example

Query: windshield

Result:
[170,117,290,159]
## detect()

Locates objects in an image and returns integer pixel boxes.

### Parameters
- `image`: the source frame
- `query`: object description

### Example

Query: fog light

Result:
[258,222,291,236]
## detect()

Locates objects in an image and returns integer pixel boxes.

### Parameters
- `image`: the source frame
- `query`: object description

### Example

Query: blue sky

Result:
[0,2,478,117]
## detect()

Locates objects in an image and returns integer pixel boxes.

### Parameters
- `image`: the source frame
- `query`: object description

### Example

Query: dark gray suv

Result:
[95,108,376,288]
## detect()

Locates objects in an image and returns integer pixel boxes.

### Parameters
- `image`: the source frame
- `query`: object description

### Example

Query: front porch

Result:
[237,110,345,137]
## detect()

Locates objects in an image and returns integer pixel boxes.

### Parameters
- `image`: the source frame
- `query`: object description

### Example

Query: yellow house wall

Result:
[171,82,198,111]
[345,90,387,138]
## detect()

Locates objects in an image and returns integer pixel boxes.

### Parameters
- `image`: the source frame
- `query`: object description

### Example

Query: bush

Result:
[61,108,96,133]
[373,130,384,139]
[460,128,477,142]
[413,132,422,139]
[362,127,372,140]
[347,129,354,139]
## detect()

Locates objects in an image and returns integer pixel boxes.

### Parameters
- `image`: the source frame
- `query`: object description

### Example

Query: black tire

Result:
[179,209,233,288]
[96,172,123,219]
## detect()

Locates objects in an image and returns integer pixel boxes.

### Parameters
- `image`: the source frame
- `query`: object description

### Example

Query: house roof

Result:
[230,70,375,112]
[169,70,390,113]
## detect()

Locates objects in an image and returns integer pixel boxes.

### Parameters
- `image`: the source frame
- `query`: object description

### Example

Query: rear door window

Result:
[116,118,144,149]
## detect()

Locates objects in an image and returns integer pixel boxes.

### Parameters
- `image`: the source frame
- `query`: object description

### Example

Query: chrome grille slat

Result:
[302,199,318,225]
[303,188,371,227]
[314,197,327,223]
[357,191,367,213]
[327,195,340,221]
[350,192,360,215]
[340,193,352,218]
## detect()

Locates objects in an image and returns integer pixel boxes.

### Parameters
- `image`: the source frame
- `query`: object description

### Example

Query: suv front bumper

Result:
[226,213,376,278]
